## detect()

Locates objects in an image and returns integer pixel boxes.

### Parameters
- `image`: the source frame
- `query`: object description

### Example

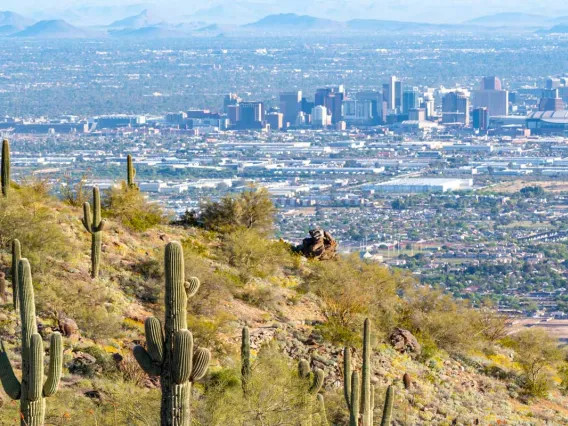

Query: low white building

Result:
[365,178,473,193]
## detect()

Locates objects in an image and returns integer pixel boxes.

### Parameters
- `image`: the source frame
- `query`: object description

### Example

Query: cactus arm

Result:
[133,345,161,376]
[1,139,10,198]
[172,330,193,385]
[317,394,329,426]
[298,359,310,378]
[92,187,101,226]
[184,277,200,298]
[380,385,394,426]
[11,239,21,311]
[43,333,63,397]
[0,340,21,400]
[309,368,324,395]
[28,334,44,402]
[190,348,210,382]
[343,347,352,410]
[349,371,360,426]
[95,220,106,232]
[82,202,92,233]
[145,317,164,364]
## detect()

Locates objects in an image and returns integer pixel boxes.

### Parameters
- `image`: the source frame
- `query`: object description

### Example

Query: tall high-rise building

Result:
[480,77,502,91]
[539,88,565,111]
[311,105,329,128]
[402,88,420,114]
[315,87,344,123]
[472,107,488,131]
[546,78,562,90]
[355,91,385,123]
[238,102,264,129]
[442,91,470,125]
[279,91,302,128]
[383,76,402,112]
[266,112,284,130]
[223,93,241,113]
[472,76,508,117]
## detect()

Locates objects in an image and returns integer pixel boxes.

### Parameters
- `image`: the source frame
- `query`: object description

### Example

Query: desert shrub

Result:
[37,276,124,340]
[200,344,312,426]
[399,287,483,353]
[60,174,90,207]
[0,184,69,265]
[200,185,275,234]
[103,182,167,232]
[221,228,293,281]
[187,311,237,357]
[505,329,563,398]
[304,254,404,345]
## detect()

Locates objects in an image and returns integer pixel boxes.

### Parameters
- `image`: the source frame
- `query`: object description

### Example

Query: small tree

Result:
[103,182,166,232]
[509,329,562,398]
[200,185,275,234]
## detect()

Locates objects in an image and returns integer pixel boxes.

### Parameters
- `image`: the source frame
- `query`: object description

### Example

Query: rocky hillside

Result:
[0,184,567,425]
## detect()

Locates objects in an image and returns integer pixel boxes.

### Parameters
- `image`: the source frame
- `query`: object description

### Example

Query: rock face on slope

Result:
[389,327,422,358]
[294,228,338,260]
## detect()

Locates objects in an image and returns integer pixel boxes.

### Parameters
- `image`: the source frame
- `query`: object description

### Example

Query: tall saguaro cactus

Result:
[133,242,210,426]
[0,259,63,426]
[344,318,375,426]
[127,154,136,189]
[1,138,10,198]
[82,187,105,278]
[241,326,251,395]
[12,239,21,311]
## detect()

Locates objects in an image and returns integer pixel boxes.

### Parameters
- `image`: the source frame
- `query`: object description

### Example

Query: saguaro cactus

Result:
[241,326,251,395]
[380,385,394,426]
[0,259,63,426]
[1,139,9,198]
[133,242,210,426]
[344,318,375,426]
[127,154,136,189]
[82,187,105,278]
[298,359,325,426]
[12,239,21,311]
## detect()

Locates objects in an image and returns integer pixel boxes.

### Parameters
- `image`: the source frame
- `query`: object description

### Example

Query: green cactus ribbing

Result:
[127,154,136,189]
[11,239,21,311]
[380,385,394,426]
[0,259,63,426]
[241,326,251,395]
[298,359,326,426]
[82,187,105,278]
[316,394,329,426]
[343,318,374,426]
[133,242,211,426]
[1,139,9,198]
[361,318,372,426]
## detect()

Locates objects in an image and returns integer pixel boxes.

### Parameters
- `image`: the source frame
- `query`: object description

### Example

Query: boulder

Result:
[389,327,421,358]
[294,228,338,261]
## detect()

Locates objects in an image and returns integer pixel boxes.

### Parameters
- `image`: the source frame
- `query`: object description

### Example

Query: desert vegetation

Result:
[1,140,568,425]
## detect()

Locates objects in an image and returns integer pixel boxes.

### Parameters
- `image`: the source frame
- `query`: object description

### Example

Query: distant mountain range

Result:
[108,9,163,29]
[0,10,34,30]
[12,19,87,38]
[4,10,568,38]
[465,12,568,27]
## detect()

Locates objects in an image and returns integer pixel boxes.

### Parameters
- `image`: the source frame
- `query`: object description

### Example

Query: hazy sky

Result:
[2,0,568,24]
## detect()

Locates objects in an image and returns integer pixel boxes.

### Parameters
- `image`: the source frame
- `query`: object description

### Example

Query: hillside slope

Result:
[0,185,567,425]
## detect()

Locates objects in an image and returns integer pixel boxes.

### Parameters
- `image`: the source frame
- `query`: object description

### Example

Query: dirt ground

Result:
[509,318,568,343]
[490,180,568,193]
